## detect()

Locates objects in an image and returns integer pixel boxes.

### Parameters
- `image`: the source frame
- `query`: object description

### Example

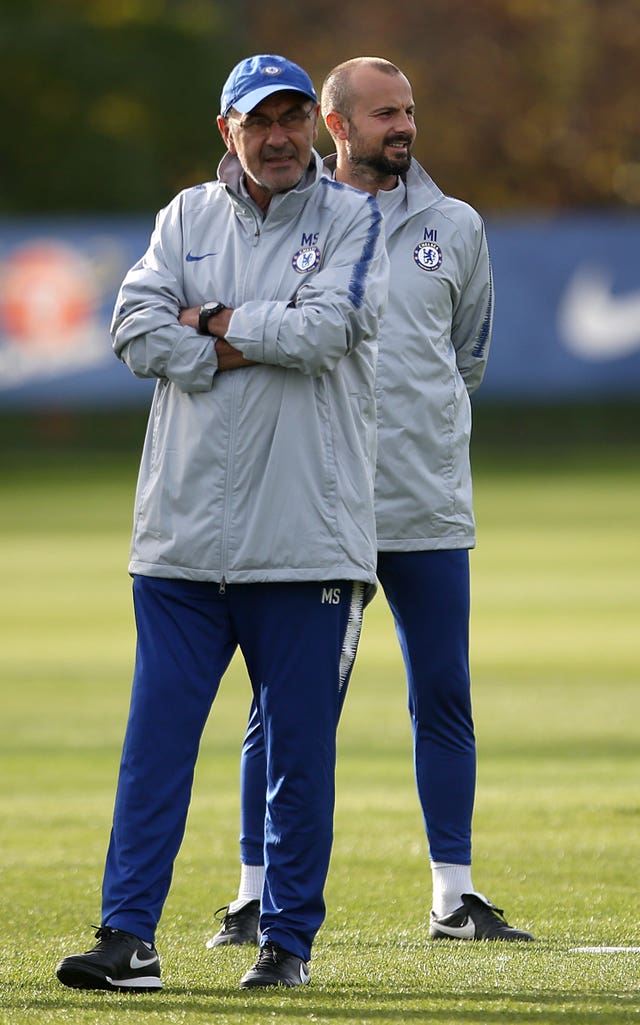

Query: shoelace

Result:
[254,941,280,967]
[476,898,510,922]
[214,902,258,933]
[88,925,121,950]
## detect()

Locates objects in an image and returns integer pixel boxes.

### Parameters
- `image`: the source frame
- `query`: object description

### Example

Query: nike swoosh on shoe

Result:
[431,918,476,940]
[130,951,159,970]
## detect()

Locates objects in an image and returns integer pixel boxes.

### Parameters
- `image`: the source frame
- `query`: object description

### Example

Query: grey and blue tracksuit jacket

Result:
[111,150,388,585]
[327,156,492,551]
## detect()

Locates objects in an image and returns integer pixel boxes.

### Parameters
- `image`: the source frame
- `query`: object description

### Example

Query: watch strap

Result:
[198,301,226,335]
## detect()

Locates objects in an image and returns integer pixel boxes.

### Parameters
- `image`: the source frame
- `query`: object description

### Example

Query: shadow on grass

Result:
[3,986,638,1023]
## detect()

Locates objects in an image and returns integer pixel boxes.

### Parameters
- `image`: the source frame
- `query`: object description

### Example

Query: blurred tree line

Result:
[2,0,639,216]
[0,0,244,213]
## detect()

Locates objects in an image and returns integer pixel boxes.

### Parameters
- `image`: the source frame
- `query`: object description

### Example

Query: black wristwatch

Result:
[198,301,226,335]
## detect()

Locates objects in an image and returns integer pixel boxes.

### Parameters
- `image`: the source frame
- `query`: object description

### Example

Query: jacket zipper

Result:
[219,369,240,592]
[218,201,261,597]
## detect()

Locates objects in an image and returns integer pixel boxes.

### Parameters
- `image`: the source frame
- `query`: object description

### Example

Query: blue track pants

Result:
[101,575,365,962]
[238,549,476,872]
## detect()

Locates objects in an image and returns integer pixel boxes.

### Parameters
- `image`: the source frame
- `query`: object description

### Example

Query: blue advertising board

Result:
[485,213,640,399]
[1,212,639,407]
[0,218,155,409]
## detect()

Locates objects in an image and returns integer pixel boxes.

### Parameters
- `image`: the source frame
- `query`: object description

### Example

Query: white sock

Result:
[228,863,264,913]
[431,862,474,918]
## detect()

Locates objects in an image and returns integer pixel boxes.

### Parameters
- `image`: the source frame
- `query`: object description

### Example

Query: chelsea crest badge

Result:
[292,246,321,274]
[413,241,442,271]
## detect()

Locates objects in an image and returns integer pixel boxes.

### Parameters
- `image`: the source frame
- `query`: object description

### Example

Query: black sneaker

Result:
[206,900,261,948]
[239,940,310,988]
[429,893,535,941]
[56,926,162,991]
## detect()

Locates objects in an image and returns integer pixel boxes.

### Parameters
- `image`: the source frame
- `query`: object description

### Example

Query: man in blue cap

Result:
[55,54,388,992]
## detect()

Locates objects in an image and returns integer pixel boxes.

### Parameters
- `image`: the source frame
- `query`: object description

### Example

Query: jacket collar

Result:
[322,154,444,219]
[218,148,324,222]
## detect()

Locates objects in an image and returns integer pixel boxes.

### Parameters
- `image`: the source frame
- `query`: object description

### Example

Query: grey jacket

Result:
[325,157,493,551]
[111,150,388,585]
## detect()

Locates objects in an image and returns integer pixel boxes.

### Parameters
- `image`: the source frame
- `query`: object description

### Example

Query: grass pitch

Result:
[0,422,639,1024]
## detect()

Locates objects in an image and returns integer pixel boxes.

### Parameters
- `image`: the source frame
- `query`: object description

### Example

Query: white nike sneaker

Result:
[56,926,162,990]
[429,893,534,941]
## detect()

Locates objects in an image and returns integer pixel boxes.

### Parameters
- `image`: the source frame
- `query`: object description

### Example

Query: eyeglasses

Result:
[228,106,315,137]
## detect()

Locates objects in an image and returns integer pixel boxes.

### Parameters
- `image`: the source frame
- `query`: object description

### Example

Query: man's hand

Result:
[179,306,255,371]
[215,338,255,370]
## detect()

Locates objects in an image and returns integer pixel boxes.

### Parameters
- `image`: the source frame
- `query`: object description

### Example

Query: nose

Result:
[265,120,289,144]
[395,110,415,134]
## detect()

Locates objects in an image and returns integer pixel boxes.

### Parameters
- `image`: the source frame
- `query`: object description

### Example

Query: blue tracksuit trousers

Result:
[238,549,476,871]
[101,575,365,962]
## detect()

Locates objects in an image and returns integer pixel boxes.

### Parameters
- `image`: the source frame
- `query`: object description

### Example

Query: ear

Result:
[217,114,237,154]
[324,110,348,141]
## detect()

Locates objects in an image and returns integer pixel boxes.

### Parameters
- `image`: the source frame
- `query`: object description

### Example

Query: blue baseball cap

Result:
[220,54,318,117]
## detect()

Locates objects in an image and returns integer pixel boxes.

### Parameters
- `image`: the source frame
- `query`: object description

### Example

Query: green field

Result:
[1,418,639,1024]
